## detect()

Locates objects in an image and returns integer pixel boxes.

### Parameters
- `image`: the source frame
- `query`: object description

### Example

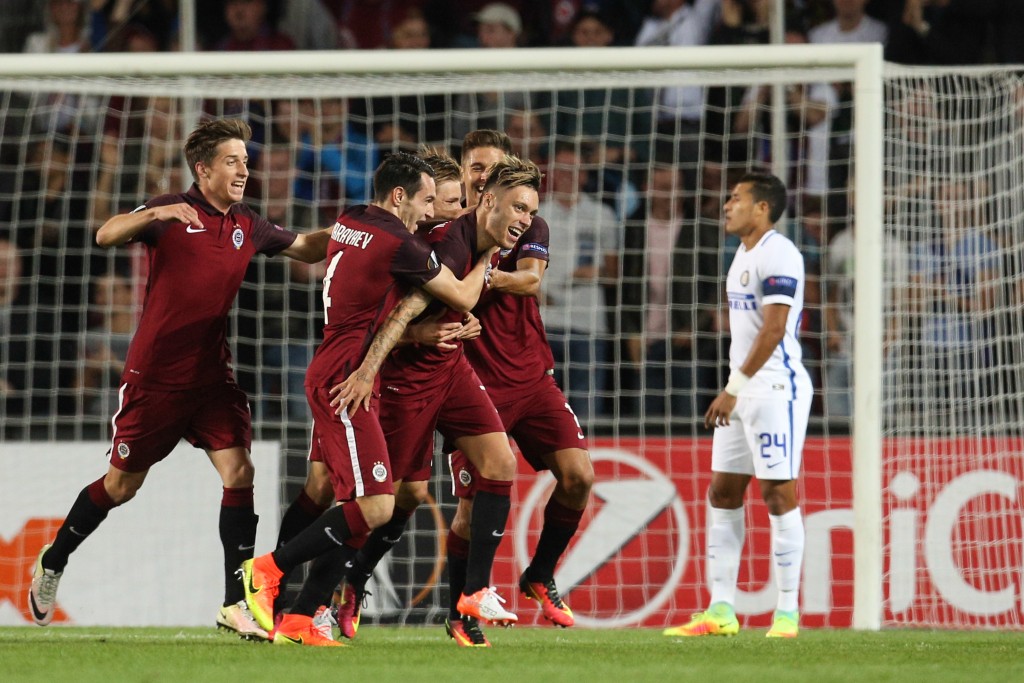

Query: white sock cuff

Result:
[709,505,744,524]
[769,507,802,531]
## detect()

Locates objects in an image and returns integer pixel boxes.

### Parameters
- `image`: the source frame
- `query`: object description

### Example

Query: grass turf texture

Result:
[1,626,1021,683]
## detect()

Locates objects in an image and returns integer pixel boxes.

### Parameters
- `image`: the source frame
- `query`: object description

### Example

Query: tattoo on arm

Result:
[359,291,432,374]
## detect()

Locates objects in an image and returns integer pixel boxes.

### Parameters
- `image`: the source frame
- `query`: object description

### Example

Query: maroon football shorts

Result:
[306,385,394,502]
[448,374,588,498]
[381,359,504,484]
[107,380,252,473]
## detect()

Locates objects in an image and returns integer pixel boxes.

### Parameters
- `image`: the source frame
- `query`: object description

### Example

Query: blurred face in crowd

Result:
[651,0,686,20]
[225,0,267,41]
[478,21,518,48]
[549,149,584,199]
[462,145,505,206]
[0,239,20,306]
[571,16,614,48]
[433,179,464,220]
[833,0,867,21]
[391,15,431,49]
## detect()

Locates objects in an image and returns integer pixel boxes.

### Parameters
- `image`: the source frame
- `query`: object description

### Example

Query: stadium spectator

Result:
[909,177,1001,424]
[22,0,103,136]
[215,0,295,51]
[663,172,811,639]
[27,118,333,641]
[278,0,339,50]
[808,0,887,45]
[549,6,649,217]
[0,239,73,421]
[450,3,532,142]
[634,0,720,165]
[75,273,135,418]
[349,8,447,150]
[538,142,619,427]
[294,98,379,224]
[618,160,720,424]
[333,0,425,50]
[883,0,1024,66]
[88,0,176,52]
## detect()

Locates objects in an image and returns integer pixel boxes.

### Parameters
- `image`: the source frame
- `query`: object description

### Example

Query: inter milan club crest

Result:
[232,226,244,250]
[372,461,388,483]
[740,270,750,286]
[116,442,130,459]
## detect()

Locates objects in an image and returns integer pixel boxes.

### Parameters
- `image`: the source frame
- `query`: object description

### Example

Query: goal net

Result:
[0,45,1018,630]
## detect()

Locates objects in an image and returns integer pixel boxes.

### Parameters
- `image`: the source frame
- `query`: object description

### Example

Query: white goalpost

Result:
[11,43,1020,633]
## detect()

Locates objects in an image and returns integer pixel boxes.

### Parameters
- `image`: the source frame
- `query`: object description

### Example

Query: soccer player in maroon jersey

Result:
[266,146,474,620]
[328,154,543,646]
[444,130,594,643]
[242,151,496,647]
[27,118,333,640]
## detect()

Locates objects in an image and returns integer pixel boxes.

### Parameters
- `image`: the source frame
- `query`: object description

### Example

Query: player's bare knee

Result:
[558,451,594,504]
[305,472,334,508]
[104,474,143,504]
[707,486,743,510]
[395,481,429,510]
[357,494,396,529]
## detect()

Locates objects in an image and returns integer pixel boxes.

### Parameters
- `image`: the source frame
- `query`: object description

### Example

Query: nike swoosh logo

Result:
[491,530,504,538]
[324,527,345,547]
[774,550,798,557]
[29,592,49,622]
[185,226,206,233]
[277,634,303,645]
[68,526,87,537]
[766,462,784,469]
[247,570,260,596]
[238,544,255,551]
[382,536,399,544]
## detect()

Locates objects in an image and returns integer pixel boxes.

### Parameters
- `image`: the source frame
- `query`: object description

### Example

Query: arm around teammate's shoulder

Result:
[420,247,498,312]
[95,203,202,248]
[279,226,331,263]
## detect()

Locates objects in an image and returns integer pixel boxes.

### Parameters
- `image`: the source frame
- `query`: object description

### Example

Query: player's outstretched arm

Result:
[487,256,545,297]
[330,288,432,414]
[279,227,332,263]
[95,203,203,248]
[421,247,499,312]
[704,302,789,429]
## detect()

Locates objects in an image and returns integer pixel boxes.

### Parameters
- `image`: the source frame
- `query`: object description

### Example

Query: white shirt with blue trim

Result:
[725,229,813,400]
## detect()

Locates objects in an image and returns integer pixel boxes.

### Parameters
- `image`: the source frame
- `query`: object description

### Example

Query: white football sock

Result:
[769,507,804,613]
[707,504,745,608]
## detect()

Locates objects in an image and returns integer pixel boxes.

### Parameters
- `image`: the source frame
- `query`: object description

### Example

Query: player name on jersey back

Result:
[331,222,375,249]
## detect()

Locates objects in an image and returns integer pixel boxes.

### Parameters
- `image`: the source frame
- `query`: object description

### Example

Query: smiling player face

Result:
[481,184,538,250]
[397,173,436,230]
[198,138,249,213]
[433,179,464,220]
[462,146,505,207]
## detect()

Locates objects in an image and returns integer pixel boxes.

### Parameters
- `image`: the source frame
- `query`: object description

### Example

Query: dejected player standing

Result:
[28,118,332,640]
[242,152,496,647]
[663,172,811,639]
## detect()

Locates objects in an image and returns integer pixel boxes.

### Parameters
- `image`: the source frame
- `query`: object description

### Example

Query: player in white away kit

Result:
[664,172,811,639]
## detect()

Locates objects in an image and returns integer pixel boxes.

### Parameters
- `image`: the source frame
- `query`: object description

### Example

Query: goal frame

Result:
[0,43,885,630]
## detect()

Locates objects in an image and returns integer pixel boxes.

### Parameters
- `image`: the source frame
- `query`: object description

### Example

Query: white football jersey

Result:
[725,229,813,400]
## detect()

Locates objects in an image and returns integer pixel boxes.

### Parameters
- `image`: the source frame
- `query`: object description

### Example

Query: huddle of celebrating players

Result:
[29,117,809,646]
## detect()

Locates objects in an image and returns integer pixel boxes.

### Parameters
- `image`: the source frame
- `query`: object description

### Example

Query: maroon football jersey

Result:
[305,204,441,388]
[121,185,297,390]
[462,216,555,406]
[379,213,479,397]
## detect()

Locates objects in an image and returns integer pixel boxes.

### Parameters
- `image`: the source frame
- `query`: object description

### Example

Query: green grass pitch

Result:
[2,625,1021,683]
